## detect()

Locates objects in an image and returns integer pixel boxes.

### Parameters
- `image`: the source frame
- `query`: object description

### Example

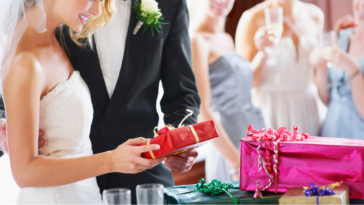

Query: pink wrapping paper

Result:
[240,136,364,199]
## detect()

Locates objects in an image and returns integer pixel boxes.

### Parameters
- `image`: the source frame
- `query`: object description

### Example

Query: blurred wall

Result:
[305,0,353,31]
[225,0,264,42]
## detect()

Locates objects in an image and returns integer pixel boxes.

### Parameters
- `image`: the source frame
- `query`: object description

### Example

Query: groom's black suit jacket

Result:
[0,0,200,199]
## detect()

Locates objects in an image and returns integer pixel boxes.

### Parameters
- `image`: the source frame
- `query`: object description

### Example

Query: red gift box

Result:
[240,126,364,200]
[141,120,219,159]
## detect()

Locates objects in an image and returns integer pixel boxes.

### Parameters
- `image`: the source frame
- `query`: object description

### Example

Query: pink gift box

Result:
[240,136,364,199]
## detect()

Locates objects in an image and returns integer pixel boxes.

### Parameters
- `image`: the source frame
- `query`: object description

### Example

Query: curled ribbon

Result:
[303,181,342,205]
[148,109,198,159]
[247,125,309,199]
[179,178,240,205]
[152,109,194,137]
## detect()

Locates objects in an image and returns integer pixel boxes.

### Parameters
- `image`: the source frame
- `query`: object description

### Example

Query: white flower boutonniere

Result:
[132,0,167,36]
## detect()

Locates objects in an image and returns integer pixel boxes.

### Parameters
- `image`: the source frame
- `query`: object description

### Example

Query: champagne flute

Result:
[136,184,164,205]
[264,7,283,66]
[103,188,131,205]
[320,30,337,68]
[321,30,344,88]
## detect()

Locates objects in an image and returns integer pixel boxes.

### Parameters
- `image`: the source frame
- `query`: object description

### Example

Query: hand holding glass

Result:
[264,7,283,65]
[320,30,337,68]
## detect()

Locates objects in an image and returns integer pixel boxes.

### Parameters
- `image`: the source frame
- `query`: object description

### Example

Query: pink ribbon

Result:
[247,125,308,198]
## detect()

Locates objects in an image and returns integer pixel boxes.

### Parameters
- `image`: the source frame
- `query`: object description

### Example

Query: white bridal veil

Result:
[0,0,46,153]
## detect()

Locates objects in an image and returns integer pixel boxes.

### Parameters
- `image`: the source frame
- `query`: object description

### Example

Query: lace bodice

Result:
[38,71,94,158]
[17,71,102,204]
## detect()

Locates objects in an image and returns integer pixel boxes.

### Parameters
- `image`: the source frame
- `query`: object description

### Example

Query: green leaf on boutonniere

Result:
[132,0,168,36]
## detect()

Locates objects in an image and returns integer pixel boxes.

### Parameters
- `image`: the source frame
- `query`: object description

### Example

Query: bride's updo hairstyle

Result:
[62,0,116,48]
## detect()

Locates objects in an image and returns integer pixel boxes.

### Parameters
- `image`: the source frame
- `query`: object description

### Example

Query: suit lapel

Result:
[103,2,146,119]
[77,43,110,110]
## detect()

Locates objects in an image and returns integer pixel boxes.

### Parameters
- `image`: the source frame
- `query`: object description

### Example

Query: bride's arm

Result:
[3,54,164,188]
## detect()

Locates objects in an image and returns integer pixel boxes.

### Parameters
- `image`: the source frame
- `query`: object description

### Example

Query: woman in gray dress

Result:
[190,0,265,182]
[310,0,364,139]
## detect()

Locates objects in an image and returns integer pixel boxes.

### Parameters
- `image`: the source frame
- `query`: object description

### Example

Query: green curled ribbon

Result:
[179,178,240,205]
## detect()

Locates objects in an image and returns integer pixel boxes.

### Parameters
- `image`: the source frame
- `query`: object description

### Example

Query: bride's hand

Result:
[0,120,7,152]
[108,137,166,174]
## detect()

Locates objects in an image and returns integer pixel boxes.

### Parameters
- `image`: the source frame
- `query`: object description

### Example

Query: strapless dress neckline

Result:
[41,71,78,101]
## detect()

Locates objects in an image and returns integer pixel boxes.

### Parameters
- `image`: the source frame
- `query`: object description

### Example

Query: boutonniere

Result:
[132,0,167,36]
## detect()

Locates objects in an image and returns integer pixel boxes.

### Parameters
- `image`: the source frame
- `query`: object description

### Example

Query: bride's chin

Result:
[70,25,84,33]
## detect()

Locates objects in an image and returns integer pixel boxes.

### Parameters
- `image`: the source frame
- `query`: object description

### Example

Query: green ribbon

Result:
[179,178,240,205]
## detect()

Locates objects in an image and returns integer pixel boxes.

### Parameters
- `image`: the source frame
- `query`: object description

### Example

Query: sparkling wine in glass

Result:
[103,188,131,205]
[320,30,337,68]
[267,23,284,44]
[264,7,283,65]
[136,184,164,205]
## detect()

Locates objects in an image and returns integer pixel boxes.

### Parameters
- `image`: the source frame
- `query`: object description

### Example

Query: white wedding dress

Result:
[0,71,103,204]
[252,19,321,136]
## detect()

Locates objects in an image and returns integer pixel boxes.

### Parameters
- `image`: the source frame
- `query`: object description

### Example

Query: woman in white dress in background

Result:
[0,0,164,204]
[235,0,324,135]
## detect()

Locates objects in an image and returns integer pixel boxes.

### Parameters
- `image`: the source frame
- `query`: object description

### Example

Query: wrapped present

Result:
[141,109,219,159]
[240,125,364,200]
[279,185,349,205]
[164,180,282,204]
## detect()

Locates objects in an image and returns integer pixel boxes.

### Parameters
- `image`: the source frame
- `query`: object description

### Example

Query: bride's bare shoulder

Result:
[11,52,43,75]
[4,52,45,89]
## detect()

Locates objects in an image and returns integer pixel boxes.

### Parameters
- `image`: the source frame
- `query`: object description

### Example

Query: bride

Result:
[0,0,165,204]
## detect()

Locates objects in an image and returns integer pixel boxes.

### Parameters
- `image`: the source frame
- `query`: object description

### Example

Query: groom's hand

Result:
[0,119,45,153]
[165,150,198,173]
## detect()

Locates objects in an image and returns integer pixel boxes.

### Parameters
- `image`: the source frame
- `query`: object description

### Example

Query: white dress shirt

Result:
[94,0,131,98]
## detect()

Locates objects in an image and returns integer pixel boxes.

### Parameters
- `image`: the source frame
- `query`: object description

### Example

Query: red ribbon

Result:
[247,125,308,198]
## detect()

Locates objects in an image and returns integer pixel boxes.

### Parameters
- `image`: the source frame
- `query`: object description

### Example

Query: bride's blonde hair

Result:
[61,0,116,48]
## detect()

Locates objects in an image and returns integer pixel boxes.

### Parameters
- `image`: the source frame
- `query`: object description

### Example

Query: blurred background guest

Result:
[333,14,358,33]
[235,0,324,135]
[310,0,364,139]
[189,0,265,182]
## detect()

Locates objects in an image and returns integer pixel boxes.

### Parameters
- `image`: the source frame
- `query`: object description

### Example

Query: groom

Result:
[0,0,200,202]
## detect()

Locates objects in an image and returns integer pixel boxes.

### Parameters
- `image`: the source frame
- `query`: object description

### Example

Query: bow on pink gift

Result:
[246,125,309,199]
